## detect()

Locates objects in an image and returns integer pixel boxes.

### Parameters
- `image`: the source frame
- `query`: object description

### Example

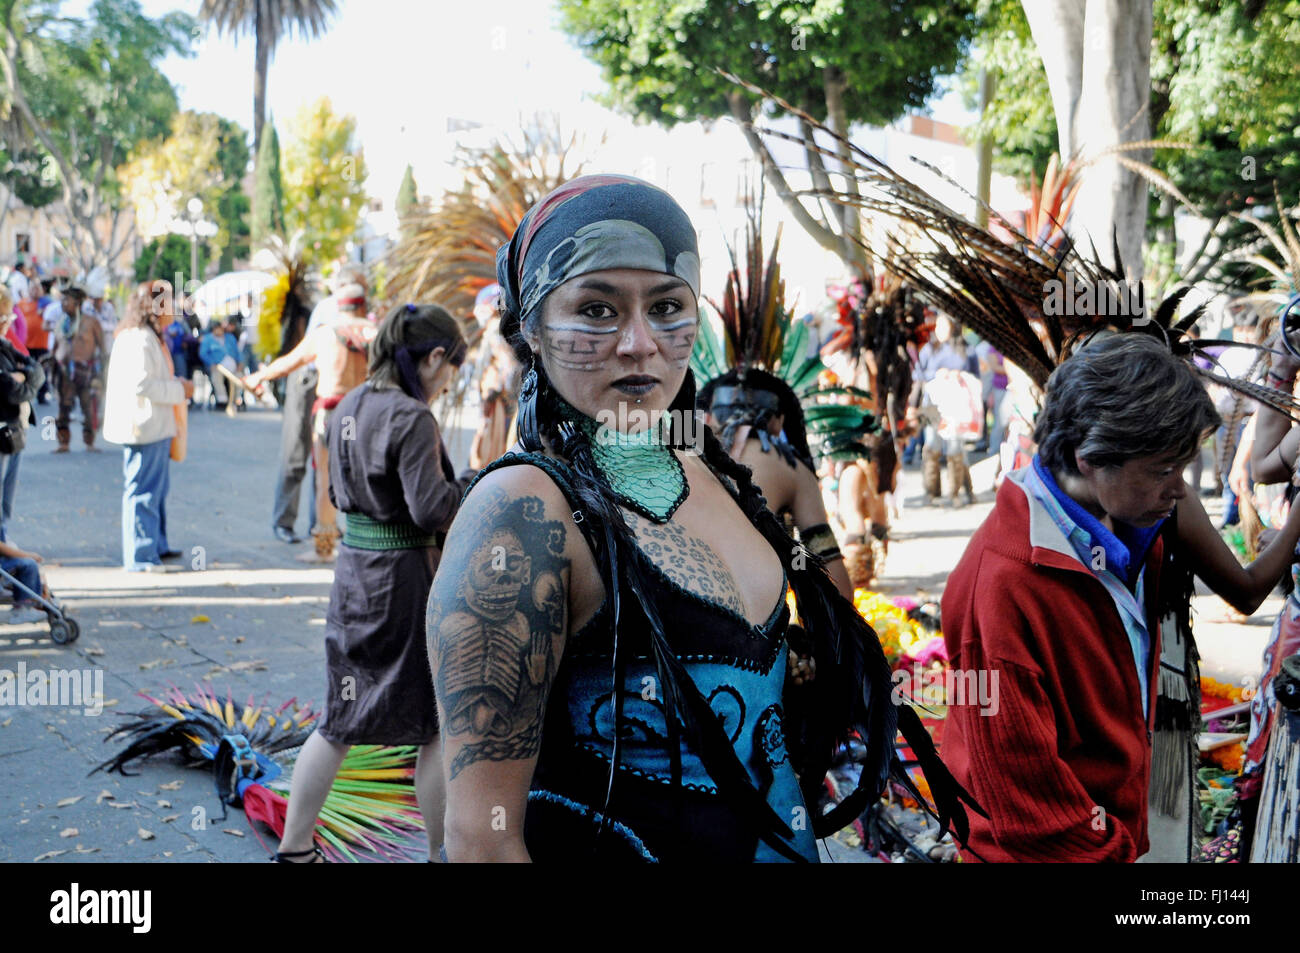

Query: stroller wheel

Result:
[48,618,79,645]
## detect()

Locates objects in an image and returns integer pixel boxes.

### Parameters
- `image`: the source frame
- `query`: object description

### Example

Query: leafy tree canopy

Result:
[1151,0,1300,218]
[557,0,977,271]
[19,0,194,199]
[966,0,1300,218]
[961,0,1300,290]
[559,0,976,125]
[0,146,61,208]
[118,110,250,273]
[281,96,367,265]
[252,120,285,247]
[395,163,418,219]
[0,0,195,270]
[133,232,192,285]
[958,0,1055,183]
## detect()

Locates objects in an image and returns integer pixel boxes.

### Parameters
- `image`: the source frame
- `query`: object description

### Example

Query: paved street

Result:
[0,403,471,863]
[0,402,1272,863]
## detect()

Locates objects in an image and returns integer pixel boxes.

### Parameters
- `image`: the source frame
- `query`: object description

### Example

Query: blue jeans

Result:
[122,438,171,570]
[0,450,20,542]
[0,553,41,605]
[902,432,923,465]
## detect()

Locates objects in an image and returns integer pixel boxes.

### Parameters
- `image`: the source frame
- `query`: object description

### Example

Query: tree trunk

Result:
[251,11,270,252]
[1,27,115,276]
[1154,193,1175,249]
[1183,214,1226,287]
[1076,0,1151,276]
[1023,0,1152,275]
[253,10,269,157]
[824,66,870,277]
[726,91,847,264]
[975,69,996,230]
[798,116,836,233]
[1023,0,1086,160]
[144,238,166,280]
[0,188,11,244]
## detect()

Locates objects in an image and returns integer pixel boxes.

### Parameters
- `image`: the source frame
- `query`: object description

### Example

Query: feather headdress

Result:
[384,124,587,319]
[256,230,315,361]
[721,70,1300,423]
[691,181,880,465]
[93,685,425,862]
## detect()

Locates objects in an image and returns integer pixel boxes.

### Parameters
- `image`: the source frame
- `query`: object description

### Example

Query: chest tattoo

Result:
[626,512,746,617]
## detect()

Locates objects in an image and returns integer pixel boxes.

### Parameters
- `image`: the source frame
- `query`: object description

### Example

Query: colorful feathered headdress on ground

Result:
[93,685,425,862]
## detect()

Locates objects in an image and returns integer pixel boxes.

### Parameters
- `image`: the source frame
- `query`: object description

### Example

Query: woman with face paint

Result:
[427,175,974,863]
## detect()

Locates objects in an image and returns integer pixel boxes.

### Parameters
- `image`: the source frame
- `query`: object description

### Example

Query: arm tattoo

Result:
[625,512,746,616]
[428,487,569,780]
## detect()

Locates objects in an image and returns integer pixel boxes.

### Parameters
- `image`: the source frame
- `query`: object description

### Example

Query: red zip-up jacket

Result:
[941,470,1162,862]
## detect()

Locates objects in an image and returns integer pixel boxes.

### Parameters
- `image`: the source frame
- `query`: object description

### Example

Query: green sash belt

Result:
[342,512,440,551]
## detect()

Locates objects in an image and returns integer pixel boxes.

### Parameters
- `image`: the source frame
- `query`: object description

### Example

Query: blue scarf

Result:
[1032,456,1165,587]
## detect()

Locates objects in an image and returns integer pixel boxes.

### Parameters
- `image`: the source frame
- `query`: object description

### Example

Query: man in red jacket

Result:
[941,334,1219,861]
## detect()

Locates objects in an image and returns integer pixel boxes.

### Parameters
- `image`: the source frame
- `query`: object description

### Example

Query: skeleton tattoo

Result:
[428,487,568,779]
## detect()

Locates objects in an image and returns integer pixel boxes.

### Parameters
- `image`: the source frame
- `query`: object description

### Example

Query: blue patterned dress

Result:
[475,452,819,863]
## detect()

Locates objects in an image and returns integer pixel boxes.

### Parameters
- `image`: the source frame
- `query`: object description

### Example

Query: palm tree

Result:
[198,0,338,157]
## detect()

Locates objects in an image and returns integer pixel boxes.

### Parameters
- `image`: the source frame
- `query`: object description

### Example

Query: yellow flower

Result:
[851,589,937,666]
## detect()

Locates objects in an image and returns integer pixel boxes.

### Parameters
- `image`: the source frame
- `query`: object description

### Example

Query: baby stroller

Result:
[0,562,79,644]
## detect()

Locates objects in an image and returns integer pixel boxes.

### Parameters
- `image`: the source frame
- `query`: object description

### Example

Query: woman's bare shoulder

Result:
[734,441,798,502]
[463,456,571,508]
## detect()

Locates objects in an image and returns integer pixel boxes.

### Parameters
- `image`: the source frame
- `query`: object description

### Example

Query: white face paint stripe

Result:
[546,322,619,335]
[549,358,604,371]
[546,318,695,334]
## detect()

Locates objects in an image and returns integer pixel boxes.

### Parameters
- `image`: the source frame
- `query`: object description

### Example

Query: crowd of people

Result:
[6,168,1300,866]
[0,259,272,585]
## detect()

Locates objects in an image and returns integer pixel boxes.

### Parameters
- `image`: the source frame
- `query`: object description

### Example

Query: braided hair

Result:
[498,301,951,852]
[493,172,979,852]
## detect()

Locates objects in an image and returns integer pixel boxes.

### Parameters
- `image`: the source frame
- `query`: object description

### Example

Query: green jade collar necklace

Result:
[562,397,688,523]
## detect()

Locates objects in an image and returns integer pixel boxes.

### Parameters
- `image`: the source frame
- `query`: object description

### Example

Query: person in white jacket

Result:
[102,281,195,572]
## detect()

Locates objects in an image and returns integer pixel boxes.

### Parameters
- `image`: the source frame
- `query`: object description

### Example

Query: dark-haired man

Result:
[941,334,1220,862]
[46,286,104,453]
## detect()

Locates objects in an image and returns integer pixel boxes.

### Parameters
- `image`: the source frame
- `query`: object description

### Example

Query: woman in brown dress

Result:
[274,303,468,862]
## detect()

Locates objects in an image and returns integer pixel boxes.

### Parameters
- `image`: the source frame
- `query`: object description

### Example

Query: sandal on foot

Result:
[271,845,325,863]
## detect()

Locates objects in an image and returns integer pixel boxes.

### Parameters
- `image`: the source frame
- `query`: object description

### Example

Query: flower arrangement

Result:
[1202,676,1253,704]
[1205,742,1245,775]
[853,589,947,667]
